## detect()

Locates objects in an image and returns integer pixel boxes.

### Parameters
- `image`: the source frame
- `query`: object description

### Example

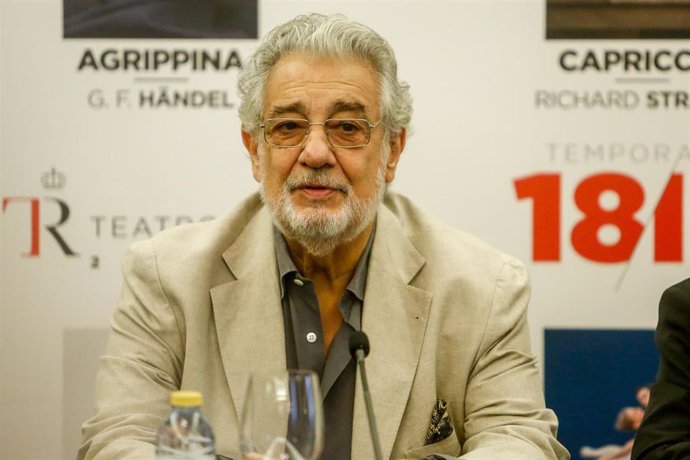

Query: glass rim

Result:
[259,117,382,149]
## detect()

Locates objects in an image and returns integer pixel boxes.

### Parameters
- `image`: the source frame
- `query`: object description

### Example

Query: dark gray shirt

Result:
[274,226,373,460]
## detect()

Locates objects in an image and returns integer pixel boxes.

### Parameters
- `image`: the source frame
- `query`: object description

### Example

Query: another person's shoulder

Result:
[658,276,690,329]
[659,277,690,321]
[663,277,690,298]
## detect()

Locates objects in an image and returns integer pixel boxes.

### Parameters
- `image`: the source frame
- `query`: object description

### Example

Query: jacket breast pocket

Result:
[403,427,461,459]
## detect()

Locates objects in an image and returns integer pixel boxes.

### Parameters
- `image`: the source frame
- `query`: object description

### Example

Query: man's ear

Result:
[242,128,262,182]
[385,128,406,183]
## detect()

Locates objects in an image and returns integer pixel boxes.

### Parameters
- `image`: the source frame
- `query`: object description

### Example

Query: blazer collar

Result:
[210,206,287,421]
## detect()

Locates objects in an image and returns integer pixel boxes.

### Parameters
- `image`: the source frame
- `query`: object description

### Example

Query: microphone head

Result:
[349,330,370,358]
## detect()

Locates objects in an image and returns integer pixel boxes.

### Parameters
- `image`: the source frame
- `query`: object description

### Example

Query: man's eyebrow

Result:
[268,101,369,118]
[269,102,307,117]
[332,101,367,115]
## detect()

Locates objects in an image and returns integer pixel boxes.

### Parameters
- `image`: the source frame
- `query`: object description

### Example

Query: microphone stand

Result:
[350,331,383,460]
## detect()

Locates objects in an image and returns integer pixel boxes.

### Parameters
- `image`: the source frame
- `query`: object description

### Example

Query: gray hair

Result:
[237,13,412,136]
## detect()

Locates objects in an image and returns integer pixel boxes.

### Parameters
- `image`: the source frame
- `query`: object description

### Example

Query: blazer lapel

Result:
[210,208,286,421]
[351,206,432,459]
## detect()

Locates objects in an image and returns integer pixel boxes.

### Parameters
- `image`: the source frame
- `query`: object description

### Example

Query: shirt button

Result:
[306,332,317,343]
[293,278,304,286]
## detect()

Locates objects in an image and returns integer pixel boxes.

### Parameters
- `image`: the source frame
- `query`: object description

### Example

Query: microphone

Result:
[349,331,383,460]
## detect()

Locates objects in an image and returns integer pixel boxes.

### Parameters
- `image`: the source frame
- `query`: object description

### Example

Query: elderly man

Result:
[79,13,568,460]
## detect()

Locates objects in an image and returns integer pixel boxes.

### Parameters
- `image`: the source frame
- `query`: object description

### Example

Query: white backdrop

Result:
[1,0,688,458]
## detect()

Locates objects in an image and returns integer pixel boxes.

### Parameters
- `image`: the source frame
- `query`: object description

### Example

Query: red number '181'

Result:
[514,173,683,263]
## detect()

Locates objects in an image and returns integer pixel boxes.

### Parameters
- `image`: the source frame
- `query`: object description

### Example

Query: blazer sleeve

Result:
[632,278,690,460]
[460,258,569,460]
[78,240,185,460]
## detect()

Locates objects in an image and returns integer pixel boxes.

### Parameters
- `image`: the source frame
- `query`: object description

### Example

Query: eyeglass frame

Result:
[258,117,383,149]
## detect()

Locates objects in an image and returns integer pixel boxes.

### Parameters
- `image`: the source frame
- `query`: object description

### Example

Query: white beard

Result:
[259,149,389,257]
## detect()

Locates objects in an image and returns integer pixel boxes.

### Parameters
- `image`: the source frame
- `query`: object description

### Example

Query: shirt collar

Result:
[272,222,376,301]
[273,226,297,299]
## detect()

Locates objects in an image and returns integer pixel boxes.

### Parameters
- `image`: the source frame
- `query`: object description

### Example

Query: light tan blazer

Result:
[79,192,569,460]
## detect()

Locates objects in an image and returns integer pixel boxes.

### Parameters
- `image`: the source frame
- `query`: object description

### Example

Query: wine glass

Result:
[240,369,324,460]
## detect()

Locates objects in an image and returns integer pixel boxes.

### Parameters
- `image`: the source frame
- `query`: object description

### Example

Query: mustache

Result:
[285,172,350,193]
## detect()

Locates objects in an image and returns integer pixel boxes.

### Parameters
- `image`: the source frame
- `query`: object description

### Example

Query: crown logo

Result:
[41,167,66,190]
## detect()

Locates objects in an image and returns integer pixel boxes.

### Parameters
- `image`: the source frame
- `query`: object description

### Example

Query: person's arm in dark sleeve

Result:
[632,278,690,460]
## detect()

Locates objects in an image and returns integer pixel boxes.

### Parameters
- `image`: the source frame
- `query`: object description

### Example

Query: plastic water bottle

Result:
[156,390,216,459]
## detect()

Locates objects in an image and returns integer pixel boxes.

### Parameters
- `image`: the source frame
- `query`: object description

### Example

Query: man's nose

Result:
[299,125,335,168]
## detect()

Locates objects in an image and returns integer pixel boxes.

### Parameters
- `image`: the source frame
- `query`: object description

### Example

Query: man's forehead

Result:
[262,53,380,117]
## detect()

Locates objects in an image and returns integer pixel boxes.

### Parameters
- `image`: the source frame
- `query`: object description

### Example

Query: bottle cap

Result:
[170,390,203,407]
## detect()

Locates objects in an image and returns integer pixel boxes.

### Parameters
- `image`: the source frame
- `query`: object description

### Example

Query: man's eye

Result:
[275,121,301,131]
[336,121,362,132]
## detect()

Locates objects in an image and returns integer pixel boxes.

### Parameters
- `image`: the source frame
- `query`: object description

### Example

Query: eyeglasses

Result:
[259,118,381,148]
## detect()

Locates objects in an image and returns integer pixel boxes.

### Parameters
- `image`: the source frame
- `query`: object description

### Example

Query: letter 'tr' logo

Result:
[2,197,78,257]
